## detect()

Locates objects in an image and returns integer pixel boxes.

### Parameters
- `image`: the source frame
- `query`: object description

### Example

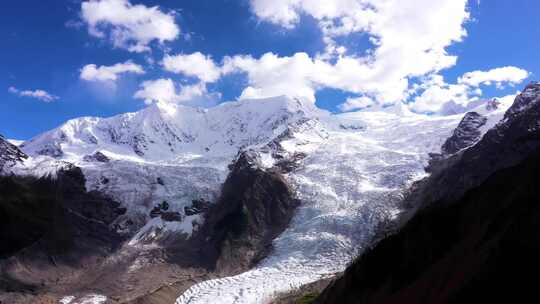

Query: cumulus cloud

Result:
[80,61,144,83]
[214,51,410,104]
[338,96,376,112]
[410,75,474,113]
[162,52,222,83]
[410,67,529,113]
[8,87,59,102]
[222,52,322,103]
[133,79,218,107]
[458,66,530,87]
[246,0,470,108]
[81,0,180,52]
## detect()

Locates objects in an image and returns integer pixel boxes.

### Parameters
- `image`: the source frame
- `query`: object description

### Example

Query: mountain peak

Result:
[21,96,324,162]
[504,82,540,119]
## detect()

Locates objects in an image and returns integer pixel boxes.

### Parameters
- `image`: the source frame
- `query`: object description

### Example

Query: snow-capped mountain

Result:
[18,96,327,233]
[21,96,324,162]
[4,94,512,304]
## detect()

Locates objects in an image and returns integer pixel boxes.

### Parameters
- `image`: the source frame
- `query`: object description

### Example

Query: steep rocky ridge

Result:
[0,134,27,173]
[440,111,487,155]
[316,82,540,304]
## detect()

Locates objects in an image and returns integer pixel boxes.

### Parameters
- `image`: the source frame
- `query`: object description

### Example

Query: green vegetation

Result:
[296,293,318,304]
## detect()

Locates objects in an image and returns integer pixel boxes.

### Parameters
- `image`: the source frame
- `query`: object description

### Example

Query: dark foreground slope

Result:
[0,167,126,302]
[0,147,301,303]
[133,151,300,303]
[317,82,540,304]
[317,154,540,304]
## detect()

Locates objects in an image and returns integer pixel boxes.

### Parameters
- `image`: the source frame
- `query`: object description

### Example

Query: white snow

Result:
[175,109,470,304]
[59,294,107,304]
[7,139,24,146]
[15,96,510,304]
[129,214,202,246]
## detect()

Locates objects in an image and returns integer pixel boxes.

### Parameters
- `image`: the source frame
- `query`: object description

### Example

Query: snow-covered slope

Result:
[174,101,510,304]
[15,96,510,303]
[19,96,327,234]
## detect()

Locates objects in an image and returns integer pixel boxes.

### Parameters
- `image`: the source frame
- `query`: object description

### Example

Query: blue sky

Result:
[1,0,538,139]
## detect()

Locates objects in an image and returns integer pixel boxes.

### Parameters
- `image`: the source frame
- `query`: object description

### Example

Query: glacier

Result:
[11,96,511,303]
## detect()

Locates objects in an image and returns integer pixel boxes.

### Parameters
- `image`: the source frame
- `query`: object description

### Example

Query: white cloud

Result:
[458,66,530,87]
[162,52,221,83]
[247,0,470,106]
[338,96,376,112]
[410,67,529,113]
[220,52,411,104]
[410,75,473,113]
[223,52,322,103]
[81,0,180,52]
[80,61,144,82]
[8,87,59,102]
[133,79,217,107]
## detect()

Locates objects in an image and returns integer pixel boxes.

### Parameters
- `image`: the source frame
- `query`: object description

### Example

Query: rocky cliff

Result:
[316,82,540,304]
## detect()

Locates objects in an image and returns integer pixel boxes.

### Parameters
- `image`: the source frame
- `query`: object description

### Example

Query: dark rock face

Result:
[161,211,183,222]
[82,151,110,163]
[184,199,211,216]
[317,83,540,304]
[504,82,540,119]
[317,154,540,304]
[186,151,300,273]
[426,111,487,173]
[420,83,540,204]
[441,111,487,155]
[485,98,501,111]
[273,152,307,173]
[211,151,300,272]
[0,167,125,293]
[0,135,27,172]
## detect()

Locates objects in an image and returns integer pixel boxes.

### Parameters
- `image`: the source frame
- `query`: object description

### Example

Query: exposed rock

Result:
[161,212,183,222]
[150,201,170,218]
[504,81,540,118]
[317,82,540,304]
[317,153,540,304]
[273,152,307,173]
[426,111,487,173]
[82,151,110,163]
[418,82,540,205]
[441,111,487,155]
[185,151,300,273]
[0,134,27,173]
[184,199,211,216]
[486,98,501,111]
[0,166,126,301]
[214,151,300,272]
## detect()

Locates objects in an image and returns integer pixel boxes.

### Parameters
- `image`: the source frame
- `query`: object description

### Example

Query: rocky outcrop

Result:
[199,151,300,273]
[426,111,487,173]
[316,82,540,304]
[168,151,301,274]
[441,111,487,155]
[0,167,125,296]
[82,151,110,163]
[418,82,540,204]
[317,154,540,304]
[0,135,27,173]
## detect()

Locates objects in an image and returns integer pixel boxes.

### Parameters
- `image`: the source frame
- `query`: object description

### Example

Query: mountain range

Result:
[1,83,538,304]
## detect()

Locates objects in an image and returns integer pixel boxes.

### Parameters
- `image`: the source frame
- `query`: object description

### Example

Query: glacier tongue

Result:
[175,111,470,304]
[11,95,510,303]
